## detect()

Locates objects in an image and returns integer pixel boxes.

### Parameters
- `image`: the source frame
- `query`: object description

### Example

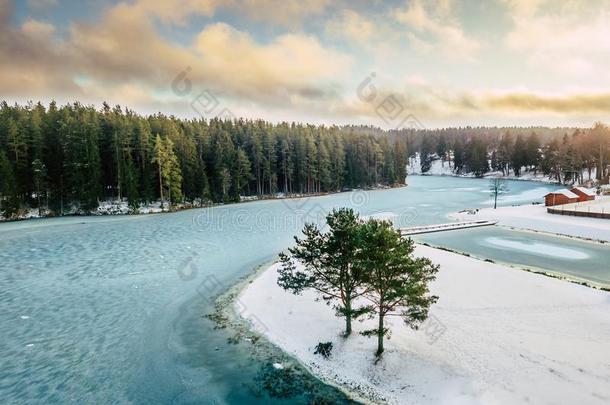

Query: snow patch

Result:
[450,202,610,242]
[485,237,590,260]
[239,247,610,405]
[483,187,548,205]
[408,154,559,184]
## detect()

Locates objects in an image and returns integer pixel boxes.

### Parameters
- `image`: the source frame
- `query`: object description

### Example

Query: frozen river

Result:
[414,226,610,286]
[1,176,605,404]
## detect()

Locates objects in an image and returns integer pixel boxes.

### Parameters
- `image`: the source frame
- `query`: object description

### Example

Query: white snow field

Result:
[239,245,610,405]
[450,202,610,242]
[546,198,610,217]
[407,155,558,183]
[484,236,591,259]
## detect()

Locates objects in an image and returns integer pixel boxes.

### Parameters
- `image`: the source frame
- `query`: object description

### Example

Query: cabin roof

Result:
[545,189,579,199]
[571,186,596,197]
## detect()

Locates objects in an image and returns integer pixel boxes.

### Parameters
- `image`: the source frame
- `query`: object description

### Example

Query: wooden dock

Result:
[400,220,497,236]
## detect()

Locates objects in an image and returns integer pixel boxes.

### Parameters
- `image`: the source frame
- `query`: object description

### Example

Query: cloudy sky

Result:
[2,0,610,128]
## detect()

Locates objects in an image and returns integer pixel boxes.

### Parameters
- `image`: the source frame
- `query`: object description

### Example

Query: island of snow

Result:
[238,245,610,404]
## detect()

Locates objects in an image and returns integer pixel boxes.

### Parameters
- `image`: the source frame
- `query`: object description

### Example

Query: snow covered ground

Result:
[239,245,610,404]
[547,198,610,216]
[450,202,610,242]
[0,200,196,221]
[408,154,561,184]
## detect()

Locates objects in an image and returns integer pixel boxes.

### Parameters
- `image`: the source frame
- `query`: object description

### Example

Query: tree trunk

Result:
[376,311,384,356]
[344,299,352,336]
[283,161,288,192]
[60,176,64,215]
[598,143,603,180]
[158,165,164,210]
[36,181,42,217]
[116,141,122,201]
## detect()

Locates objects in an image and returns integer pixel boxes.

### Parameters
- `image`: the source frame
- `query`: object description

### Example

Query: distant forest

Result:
[406,124,610,183]
[0,101,609,218]
[0,101,408,217]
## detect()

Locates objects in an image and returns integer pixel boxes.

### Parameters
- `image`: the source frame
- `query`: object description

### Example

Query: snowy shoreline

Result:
[406,154,591,185]
[237,246,610,404]
[417,242,610,291]
[205,262,372,404]
[0,185,403,223]
[448,202,610,243]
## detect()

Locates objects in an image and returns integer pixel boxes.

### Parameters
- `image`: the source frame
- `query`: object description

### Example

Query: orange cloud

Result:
[394,0,481,60]
[0,0,350,112]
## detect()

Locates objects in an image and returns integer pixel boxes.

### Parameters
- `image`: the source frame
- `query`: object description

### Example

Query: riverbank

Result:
[449,201,610,243]
[0,185,402,223]
[204,263,361,404]
[408,155,562,184]
[237,245,610,405]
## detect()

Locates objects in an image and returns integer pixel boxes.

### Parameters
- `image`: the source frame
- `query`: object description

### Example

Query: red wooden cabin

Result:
[544,189,579,206]
[570,187,596,202]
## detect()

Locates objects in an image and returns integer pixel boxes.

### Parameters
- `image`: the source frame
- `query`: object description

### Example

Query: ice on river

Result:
[485,236,590,259]
[361,211,398,221]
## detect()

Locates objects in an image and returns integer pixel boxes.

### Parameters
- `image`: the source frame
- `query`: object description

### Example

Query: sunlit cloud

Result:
[326,9,377,46]
[393,0,481,61]
[503,0,610,80]
[1,0,610,127]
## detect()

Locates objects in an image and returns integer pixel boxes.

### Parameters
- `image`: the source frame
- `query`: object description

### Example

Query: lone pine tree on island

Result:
[358,219,439,356]
[278,208,370,337]
[278,208,439,356]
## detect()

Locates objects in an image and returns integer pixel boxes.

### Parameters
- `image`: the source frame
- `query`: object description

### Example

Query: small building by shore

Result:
[544,189,579,206]
[570,187,596,202]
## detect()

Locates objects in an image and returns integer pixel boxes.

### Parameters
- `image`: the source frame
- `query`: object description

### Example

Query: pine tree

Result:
[152,135,182,209]
[332,133,346,190]
[465,137,489,177]
[43,101,65,213]
[305,133,318,193]
[61,105,101,212]
[278,138,292,193]
[7,117,26,164]
[525,132,541,173]
[262,130,277,194]
[511,134,527,176]
[219,167,231,202]
[358,220,439,356]
[278,208,369,336]
[0,150,19,218]
[316,136,331,192]
[393,136,408,184]
[32,158,47,216]
[420,135,434,173]
[452,137,465,173]
[152,135,168,209]
[165,137,182,205]
[497,131,514,175]
[233,148,252,200]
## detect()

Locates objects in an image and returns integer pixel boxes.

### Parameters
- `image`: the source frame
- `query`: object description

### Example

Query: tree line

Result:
[2,101,608,219]
[0,101,408,218]
[412,124,610,183]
